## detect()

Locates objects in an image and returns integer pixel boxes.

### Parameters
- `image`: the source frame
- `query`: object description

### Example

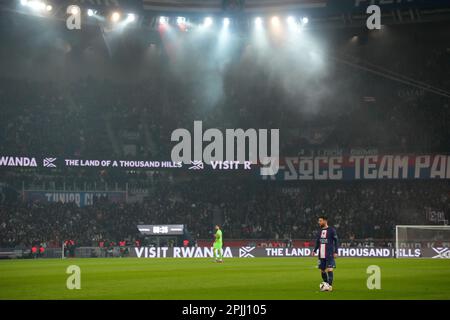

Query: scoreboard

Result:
[137,224,185,235]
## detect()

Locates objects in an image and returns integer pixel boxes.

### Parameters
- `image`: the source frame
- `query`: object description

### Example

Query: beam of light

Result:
[270,15,284,44]
[158,16,171,33]
[176,17,187,32]
[111,11,120,23]
[27,1,46,11]
[70,5,79,15]
[287,16,296,26]
[287,16,302,35]
[204,17,213,28]
[159,16,168,25]
[302,17,309,24]
[254,17,264,35]
[252,16,268,54]
[21,0,52,12]
[87,9,105,22]
[271,16,280,27]
[110,12,137,30]
[127,13,136,22]
[217,17,231,48]
[126,13,136,23]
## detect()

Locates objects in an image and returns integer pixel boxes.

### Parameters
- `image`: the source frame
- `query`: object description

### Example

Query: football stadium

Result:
[0,0,450,308]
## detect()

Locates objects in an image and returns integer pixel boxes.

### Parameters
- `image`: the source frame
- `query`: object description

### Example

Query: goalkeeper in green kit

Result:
[213,225,223,263]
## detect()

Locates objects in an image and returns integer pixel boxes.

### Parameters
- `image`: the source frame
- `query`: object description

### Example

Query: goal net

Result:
[395,225,450,258]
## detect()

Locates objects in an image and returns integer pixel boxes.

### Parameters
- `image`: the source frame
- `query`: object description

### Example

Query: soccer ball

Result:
[319,282,330,292]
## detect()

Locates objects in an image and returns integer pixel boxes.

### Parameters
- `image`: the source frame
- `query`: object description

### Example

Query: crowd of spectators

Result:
[0,179,448,248]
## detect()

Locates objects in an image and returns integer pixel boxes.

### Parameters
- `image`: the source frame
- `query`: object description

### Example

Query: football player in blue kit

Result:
[313,216,338,291]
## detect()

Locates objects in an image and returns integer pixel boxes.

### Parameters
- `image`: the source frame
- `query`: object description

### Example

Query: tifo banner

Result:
[23,191,126,207]
[264,155,450,180]
[130,246,449,258]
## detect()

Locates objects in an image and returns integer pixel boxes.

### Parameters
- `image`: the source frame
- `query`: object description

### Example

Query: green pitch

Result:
[0,258,449,299]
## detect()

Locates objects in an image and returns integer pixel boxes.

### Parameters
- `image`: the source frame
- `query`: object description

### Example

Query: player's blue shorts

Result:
[318,257,336,270]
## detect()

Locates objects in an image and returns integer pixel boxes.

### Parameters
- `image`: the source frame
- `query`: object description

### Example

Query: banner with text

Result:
[1,154,450,180]
[264,155,450,180]
[23,191,126,207]
[131,246,449,258]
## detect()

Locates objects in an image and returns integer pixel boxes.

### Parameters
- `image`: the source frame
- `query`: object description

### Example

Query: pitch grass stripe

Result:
[0,258,449,300]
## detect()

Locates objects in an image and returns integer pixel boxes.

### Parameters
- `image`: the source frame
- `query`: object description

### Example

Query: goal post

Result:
[395,225,450,258]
